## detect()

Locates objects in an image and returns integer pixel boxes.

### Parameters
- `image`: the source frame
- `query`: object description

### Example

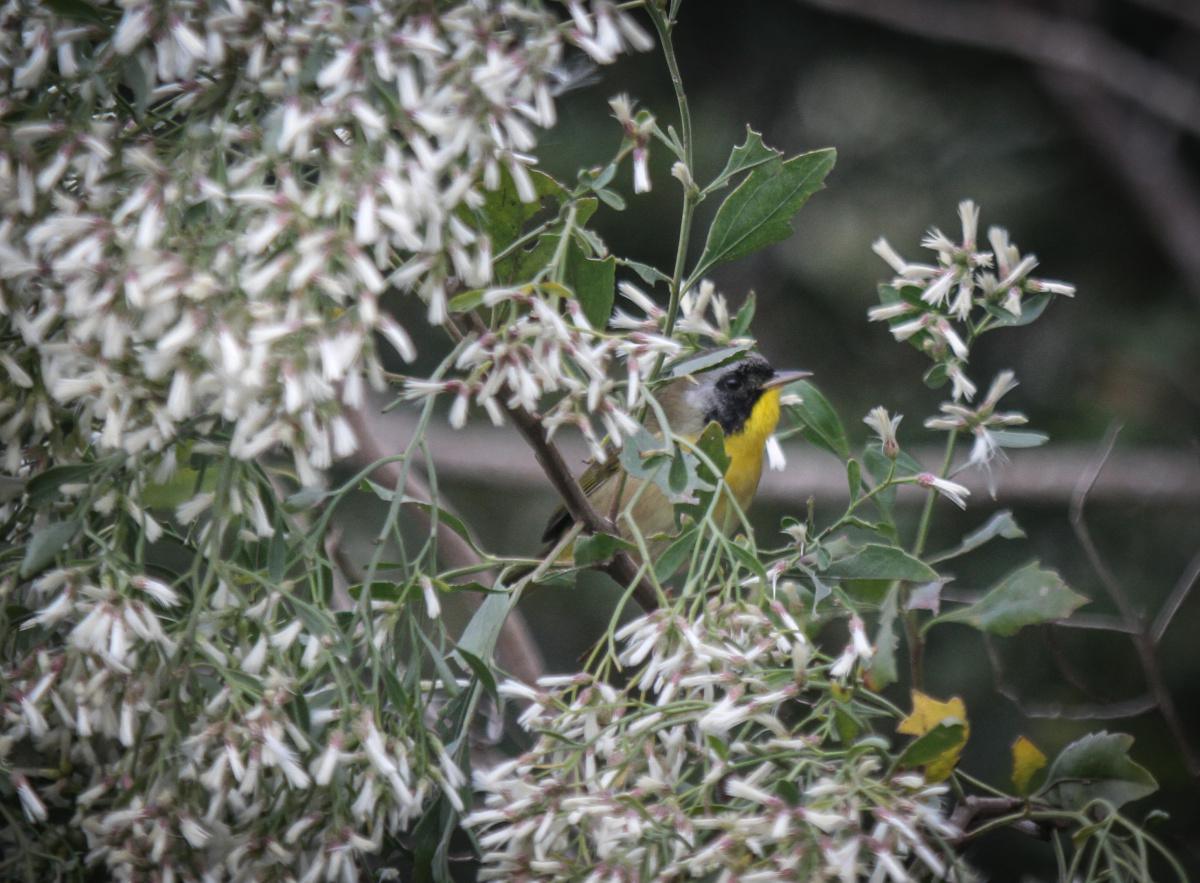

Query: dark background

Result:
[380,1,1200,877]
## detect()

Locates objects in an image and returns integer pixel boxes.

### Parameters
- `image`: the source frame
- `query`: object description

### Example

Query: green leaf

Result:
[982,292,1053,328]
[825,544,938,583]
[268,528,287,583]
[595,188,626,211]
[568,252,616,328]
[665,345,751,379]
[457,590,515,663]
[25,462,102,507]
[786,380,850,461]
[20,520,80,578]
[223,668,264,698]
[477,166,566,264]
[618,427,673,483]
[725,538,768,586]
[654,527,698,582]
[694,421,731,476]
[284,487,333,511]
[833,705,861,742]
[619,258,672,287]
[668,448,690,494]
[928,510,1025,564]
[690,147,836,283]
[45,0,112,24]
[703,125,783,195]
[573,532,635,566]
[897,721,967,770]
[932,561,1087,636]
[990,429,1049,449]
[447,288,486,313]
[846,458,862,499]
[1041,732,1157,810]
[864,585,900,691]
[456,648,498,700]
[923,363,949,389]
[730,291,757,337]
[142,464,219,509]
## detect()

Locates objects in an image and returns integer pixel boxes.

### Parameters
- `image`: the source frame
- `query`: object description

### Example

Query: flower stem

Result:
[648,3,696,368]
[904,428,959,688]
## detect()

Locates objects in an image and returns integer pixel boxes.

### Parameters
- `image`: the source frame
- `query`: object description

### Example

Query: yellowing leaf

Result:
[898,690,969,782]
[898,691,967,736]
[1011,736,1048,795]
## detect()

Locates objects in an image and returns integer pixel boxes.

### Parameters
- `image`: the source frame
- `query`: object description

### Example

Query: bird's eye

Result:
[718,374,741,391]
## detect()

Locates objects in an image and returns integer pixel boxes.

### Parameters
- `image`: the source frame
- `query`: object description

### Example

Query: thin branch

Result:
[1127,0,1200,32]
[344,404,546,685]
[1070,424,1200,778]
[984,635,1157,721]
[453,313,662,611]
[796,0,1200,305]
[502,400,661,611]
[1151,546,1200,645]
[796,0,1200,140]
[949,796,1055,844]
[1040,73,1200,305]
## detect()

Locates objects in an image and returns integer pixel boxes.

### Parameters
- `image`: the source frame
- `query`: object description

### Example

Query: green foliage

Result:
[932,562,1088,636]
[690,148,836,284]
[1041,732,1158,811]
[786,380,850,460]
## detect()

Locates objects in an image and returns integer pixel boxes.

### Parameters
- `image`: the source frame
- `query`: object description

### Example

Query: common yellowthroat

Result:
[543,354,810,547]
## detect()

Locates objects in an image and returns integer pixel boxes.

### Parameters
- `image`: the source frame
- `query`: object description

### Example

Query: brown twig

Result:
[502,400,661,612]
[949,796,1054,844]
[1070,423,1200,779]
[453,314,661,611]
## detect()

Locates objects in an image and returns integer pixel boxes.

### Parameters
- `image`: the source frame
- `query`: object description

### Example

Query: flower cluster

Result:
[867,201,1076,494]
[870,200,1074,404]
[405,278,742,460]
[0,0,647,486]
[1,1,656,876]
[467,595,963,880]
[2,558,464,880]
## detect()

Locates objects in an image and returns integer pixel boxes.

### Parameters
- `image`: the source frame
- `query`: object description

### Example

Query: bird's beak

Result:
[763,370,812,390]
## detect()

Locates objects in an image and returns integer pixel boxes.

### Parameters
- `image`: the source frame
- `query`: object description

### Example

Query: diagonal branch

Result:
[1151,546,1200,645]
[452,314,661,611]
[1070,423,1200,779]
[502,401,661,611]
[797,0,1200,139]
[983,634,1157,721]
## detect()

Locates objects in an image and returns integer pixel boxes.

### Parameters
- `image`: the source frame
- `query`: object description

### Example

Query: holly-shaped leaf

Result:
[1039,731,1157,810]
[931,562,1087,636]
[703,126,783,196]
[690,148,836,284]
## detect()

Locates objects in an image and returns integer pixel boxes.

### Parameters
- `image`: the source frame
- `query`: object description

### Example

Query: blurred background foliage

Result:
[369,1,1200,877]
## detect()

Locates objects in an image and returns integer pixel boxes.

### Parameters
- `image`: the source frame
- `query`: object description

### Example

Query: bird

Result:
[542,353,810,549]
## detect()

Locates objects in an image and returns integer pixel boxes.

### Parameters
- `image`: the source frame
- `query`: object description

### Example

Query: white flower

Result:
[765,435,786,472]
[14,775,48,822]
[863,406,902,458]
[915,472,970,509]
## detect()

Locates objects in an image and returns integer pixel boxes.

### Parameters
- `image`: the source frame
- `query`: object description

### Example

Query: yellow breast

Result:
[720,387,782,516]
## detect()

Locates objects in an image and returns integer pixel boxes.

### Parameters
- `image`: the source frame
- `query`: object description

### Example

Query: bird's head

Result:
[666,353,810,437]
